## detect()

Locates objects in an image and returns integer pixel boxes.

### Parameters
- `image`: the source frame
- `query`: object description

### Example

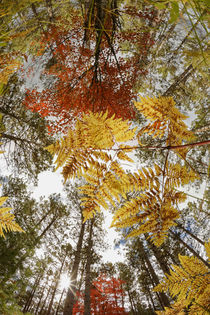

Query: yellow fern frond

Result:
[154,253,210,311]
[134,96,195,149]
[0,196,25,238]
[156,300,187,314]
[205,240,210,261]
[45,111,136,181]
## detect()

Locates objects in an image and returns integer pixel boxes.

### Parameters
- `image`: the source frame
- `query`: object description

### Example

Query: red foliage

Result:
[24,9,156,133]
[73,274,128,315]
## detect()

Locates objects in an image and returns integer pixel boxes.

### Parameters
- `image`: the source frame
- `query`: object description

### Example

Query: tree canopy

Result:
[0,0,209,314]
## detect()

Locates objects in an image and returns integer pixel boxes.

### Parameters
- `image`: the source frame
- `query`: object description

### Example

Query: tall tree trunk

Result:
[146,285,156,311]
[56,289,65,315]
[78,257,86,292]
[146,237,171,274]
[141,259,165,310]
[137,239,170,308]
[39,285,52,315]
[84,219,94,315]
[120,282,125,310]
[0,132,34,144]
[63,212,86,315]
[13,217,58,279]
[23,274,42,313]
[169,230,210,268]
[46,252,67,315]
[127,287,137,315]
[176,223,205,245]
[163,64,194,96]
[34,285,45,315]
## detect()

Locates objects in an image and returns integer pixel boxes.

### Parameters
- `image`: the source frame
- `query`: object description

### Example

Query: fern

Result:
[111,163,192,246]
[47,97,200,242]
[154,241,210,314]
[0,125,24,238]
[134,96,195,154]
[46,111,136,220]
[0,196,25,238]
[46,111,136,182]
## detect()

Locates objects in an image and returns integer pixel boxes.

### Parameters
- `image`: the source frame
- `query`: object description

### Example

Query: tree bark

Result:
[141,259,165,310]
[169,230,210,268]
[137,239,171,308]
[146,237,171,274]
[176,223,205,245]
[163,64,194,96]
[23,274,42,313]
[39,285,52,315]
[84,219,94,315]
[0,132,33,144]
[46,251,67,315]
[146,285,156,311]
[34,285,45,315]
[56,289,65,315]
[63,213,86,315]
[127,287,137,315]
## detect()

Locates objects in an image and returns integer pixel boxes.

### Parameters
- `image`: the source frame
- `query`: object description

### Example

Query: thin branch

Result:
[89,140,210,152]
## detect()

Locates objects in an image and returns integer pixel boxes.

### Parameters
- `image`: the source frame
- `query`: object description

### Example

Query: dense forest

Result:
[0,0,209,314]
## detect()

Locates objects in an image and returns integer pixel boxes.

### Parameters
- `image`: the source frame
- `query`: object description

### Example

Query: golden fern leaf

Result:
[125,203,179,246]
[134,96,195,152]
[155,300,187,314]
[0,196,25,238]
[111,162,185,246]
[154,254,210,309]
[117,150,134,163]
[45,111,136,182]
[205,240,210,261]
[46,112,138,221]
[165,163,199,190]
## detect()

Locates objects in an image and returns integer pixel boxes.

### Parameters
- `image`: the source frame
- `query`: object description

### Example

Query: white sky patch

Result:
[32,170,64,198]
[102,211,125,264]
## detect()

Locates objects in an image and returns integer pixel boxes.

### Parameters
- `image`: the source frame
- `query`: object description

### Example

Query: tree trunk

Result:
[56,289,65,315]
[34,285,45,315]
[13,217,58,277]
[39,285,52,315]
[176,223,205,245]
[141,258,165,310]
[163,64,194,96]
[146,237,171,274]
[46,252,67,315]
[120,282,125,310]
[0,132,33,144]
[127,287,137,315]
[63,213,86,315]
[146,285,156,311]
[137,239,170,308]
[169,230,210,268]
[84,219,94,315]
[23,274,42,313]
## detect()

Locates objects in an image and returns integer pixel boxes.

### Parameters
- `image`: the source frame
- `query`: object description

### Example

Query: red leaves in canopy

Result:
[24,8,156,133]
[73,274,128,314]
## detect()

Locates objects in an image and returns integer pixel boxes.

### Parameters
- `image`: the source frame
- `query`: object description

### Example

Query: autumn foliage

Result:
[24,7,156,133]
[73,274,128,314]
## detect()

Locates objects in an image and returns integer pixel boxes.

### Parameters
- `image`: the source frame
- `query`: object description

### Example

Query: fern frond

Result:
[134,96,195,150]
[154,252,210,312]
[0,196,25,238]
[45,111,136,182]
[205,240,210,261]
[111,163,191,246]
[155,300,187,314]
